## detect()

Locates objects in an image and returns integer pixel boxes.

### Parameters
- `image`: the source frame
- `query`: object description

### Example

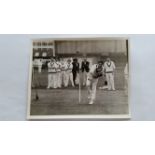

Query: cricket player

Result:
[66,59,75,87]
[38,59,43,73]
[87,61,104,104]
[47,58,58,89]
[104,58,116,91]
[61,59,67,87]
[55,57,62,88]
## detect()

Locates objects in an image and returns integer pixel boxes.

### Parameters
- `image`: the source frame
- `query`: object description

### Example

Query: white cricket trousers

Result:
[56,72,62,88]
[65,71,74,87]
[106,73,115,90]
[87,78,98,102]
[61,71,67,87]
[47,73,57,88]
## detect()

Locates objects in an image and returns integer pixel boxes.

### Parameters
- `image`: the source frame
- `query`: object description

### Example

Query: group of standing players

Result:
[47,57,84,89]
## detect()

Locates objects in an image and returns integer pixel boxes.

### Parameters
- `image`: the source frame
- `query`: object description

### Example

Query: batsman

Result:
[86,61,104,104]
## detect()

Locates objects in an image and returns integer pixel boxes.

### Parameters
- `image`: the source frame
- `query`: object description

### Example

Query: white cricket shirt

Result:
[104,61,116,73]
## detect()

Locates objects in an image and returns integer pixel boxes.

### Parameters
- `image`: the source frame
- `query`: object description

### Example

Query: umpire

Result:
[72,58,79,86]
[81,58,90,86]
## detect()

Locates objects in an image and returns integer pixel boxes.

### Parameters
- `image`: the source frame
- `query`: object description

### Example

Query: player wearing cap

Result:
[38,59,43,73]
[65,59,75,87]
[60,59,67,87]
[87,61,104,104]
[55,57,62,88]
[103,58,116,91]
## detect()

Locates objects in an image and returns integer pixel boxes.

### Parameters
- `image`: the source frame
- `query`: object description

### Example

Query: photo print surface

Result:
[27,37,129,119]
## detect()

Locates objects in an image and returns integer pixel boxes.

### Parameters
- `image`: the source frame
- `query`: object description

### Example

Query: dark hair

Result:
[98,60,103,64]
[73,58,77,62]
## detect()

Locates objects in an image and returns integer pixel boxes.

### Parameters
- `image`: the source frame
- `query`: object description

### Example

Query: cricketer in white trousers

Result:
[61,71,67,87]
[86,64,104,104]
[104,60,116,91]
[47,62,57,89]
[47,73,57,88]
[38,59,43,73]
[59,61,68,87]
[55,61,62,88]
[105,72,115,90]
[56,71,62,88]
[65,62,74,87]
[65,70,74,87]
[87,78,98,103]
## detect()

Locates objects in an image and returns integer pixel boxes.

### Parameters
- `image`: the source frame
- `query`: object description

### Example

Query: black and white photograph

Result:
[27,37,130,120]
